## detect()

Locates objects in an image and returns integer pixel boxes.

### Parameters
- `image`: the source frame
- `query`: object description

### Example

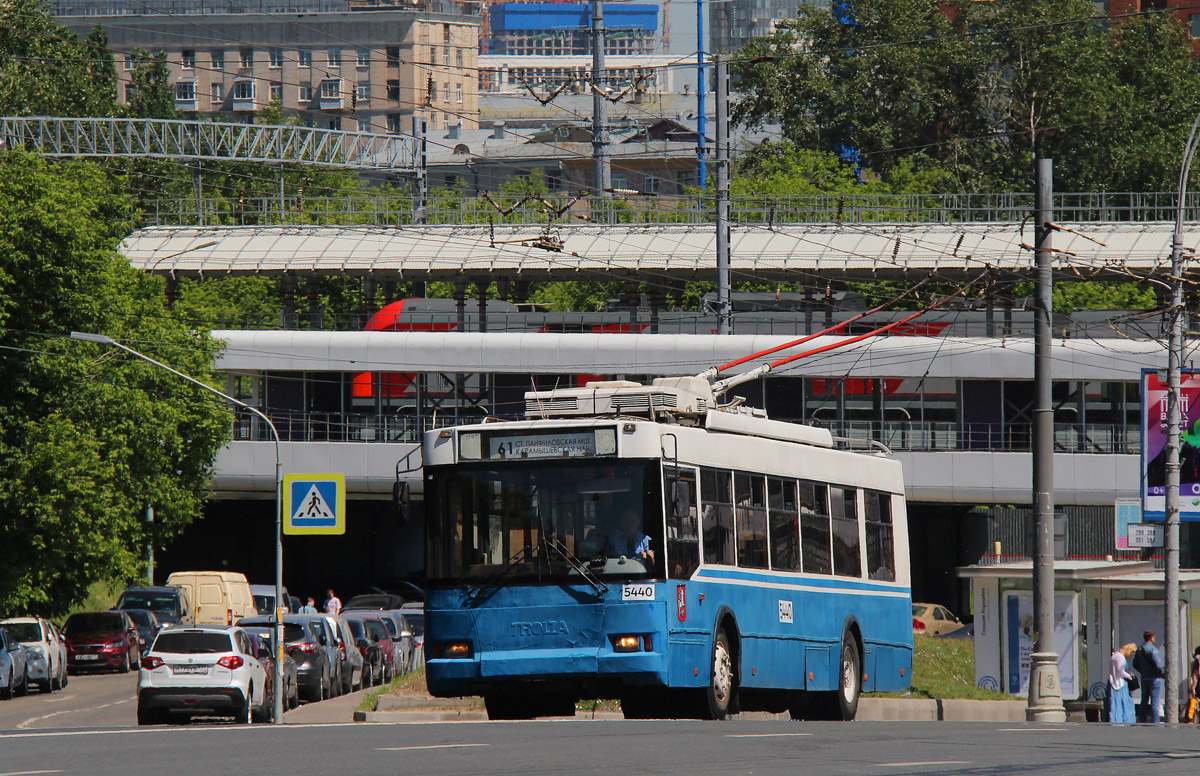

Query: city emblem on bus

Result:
[677,584,687,622]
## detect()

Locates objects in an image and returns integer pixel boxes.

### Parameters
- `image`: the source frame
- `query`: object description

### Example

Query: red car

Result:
[63,611,141,674]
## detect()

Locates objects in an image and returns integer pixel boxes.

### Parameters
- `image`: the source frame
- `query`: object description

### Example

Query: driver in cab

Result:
[605,509,654,564]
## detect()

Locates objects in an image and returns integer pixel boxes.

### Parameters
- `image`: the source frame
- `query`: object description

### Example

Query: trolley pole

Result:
[714,54,730,335]
[1027,158,1066,722]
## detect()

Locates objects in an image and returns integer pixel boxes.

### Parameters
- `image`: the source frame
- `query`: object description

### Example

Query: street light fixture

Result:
[69,330,287,725]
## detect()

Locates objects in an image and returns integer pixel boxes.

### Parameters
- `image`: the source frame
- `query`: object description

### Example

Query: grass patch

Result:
[868,634,1010,701]
[63,580,121,621]
[357,673,408,713]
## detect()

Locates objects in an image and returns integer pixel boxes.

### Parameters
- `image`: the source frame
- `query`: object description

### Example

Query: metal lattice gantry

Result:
[0,116,418,171]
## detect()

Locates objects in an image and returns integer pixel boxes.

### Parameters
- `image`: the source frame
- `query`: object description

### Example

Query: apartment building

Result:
[56,8,480,133]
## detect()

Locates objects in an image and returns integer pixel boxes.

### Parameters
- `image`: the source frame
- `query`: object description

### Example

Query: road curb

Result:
[355,699,1029,723]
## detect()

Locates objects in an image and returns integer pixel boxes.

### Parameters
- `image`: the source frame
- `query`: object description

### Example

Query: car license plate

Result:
[74,654,99,661]
[172,665,208,675]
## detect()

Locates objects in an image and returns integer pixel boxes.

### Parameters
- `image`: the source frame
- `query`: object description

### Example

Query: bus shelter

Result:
[956,560,1166,703]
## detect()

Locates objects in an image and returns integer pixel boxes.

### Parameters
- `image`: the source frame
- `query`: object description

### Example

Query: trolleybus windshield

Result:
[426,459,663,583]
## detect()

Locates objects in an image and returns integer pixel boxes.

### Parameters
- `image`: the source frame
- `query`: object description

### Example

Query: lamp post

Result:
[69,331,286,725]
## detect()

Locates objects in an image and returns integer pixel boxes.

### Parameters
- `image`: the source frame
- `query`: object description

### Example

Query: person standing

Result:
[1133,630,1165,723]
[299,597,318,614]
[1188,646,1200,723]
[324,589,342,615]
[1107,643,1137,724]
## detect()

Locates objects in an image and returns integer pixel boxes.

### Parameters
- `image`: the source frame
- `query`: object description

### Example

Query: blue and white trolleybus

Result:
[421,375,913,720]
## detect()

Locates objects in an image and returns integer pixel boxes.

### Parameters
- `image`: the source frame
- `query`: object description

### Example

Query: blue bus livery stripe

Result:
[693,567,911,598]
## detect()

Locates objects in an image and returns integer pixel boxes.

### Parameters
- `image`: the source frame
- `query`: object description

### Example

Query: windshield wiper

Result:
[541,533,609,595]
[468,545,535,600]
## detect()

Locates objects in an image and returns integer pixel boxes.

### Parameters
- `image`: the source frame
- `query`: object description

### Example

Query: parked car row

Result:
[0,617,69,699]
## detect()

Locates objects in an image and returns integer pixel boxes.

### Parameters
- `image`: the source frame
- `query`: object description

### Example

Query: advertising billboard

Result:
[1141,368,1200,521]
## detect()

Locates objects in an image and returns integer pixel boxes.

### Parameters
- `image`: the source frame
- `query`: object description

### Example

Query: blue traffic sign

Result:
[283,473,346,535]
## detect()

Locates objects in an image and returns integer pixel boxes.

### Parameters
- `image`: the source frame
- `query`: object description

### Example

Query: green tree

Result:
[126,48,176,119]
[0,152,229,615]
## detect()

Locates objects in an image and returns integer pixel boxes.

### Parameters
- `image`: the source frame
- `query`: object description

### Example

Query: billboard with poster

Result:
[1141,368,1200,521]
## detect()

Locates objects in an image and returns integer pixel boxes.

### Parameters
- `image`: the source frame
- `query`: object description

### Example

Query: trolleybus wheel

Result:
[835,634,862,721]
[704,628,735,720]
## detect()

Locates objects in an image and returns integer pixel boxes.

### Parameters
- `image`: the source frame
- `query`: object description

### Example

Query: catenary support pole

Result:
[591,0,611,196]
[696,0,706,188]
[714,54,730,335]
[412,116,428,225]
[1027,158,1066,722]
[1162,108,1200,726]
[145,503,154,584]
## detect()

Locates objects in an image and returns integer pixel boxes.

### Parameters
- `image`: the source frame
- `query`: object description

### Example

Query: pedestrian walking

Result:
[1107,643,1137,723]
[1188,646,1200,723]
[1132,629,1165,723]
[324,588,342,615]
[299,596,318,614]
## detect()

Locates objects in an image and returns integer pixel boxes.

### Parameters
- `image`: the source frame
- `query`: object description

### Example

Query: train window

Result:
[700,469,734,566]
[666,467,699,579]
[799,481,831,574]
[830,486,862,578]
[735,473,768,569]
[865,491,895,581]
[768,478,800,572]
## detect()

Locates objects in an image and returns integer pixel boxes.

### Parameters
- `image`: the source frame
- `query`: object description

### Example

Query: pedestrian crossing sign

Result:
[283,473,346,535]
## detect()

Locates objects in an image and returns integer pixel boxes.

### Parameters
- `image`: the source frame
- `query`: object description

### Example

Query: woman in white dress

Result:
[1108,642,1137,724]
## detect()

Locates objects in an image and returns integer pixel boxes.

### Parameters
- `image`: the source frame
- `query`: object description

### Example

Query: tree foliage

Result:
[732,0,1200,191]
[0,153,229,615]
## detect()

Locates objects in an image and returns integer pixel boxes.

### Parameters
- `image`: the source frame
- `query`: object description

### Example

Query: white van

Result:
[164,571,258,625]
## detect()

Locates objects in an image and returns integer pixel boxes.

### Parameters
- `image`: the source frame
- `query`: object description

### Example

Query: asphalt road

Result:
[5,716,1200,775]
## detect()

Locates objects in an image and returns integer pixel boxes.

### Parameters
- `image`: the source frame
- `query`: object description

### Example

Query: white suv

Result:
[0,617,68,693]
[137,626,271,725]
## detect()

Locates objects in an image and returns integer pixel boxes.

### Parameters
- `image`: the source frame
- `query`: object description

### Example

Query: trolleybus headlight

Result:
[613,635,641,653]
[444,642,472,658]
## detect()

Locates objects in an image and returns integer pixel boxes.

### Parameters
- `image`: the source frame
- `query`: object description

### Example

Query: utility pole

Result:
[145,504,154,584]
[591,0,611,196]
[696,0,706,188]
[412,116,428,225]
[1162,109,1200,725]
[714,54,730,335]
[1027,157,1066,722]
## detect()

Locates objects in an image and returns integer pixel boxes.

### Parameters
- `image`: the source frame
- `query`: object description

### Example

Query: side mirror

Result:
[400,630,413,639]
[393,480,410,522]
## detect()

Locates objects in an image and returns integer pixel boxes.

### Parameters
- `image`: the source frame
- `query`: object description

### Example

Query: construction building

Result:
[482,2,659,56]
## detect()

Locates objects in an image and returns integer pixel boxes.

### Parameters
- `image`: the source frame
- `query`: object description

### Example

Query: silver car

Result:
[1,617,68,693]
[0,627,31,699]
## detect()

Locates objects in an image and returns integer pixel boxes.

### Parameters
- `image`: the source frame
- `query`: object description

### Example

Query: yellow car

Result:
[912,603,962,635]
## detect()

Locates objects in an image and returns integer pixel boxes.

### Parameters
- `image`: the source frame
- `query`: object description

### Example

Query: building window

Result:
[456,49,463,68]
[123,53,133,70]
[298,50,312,68]
[175,81,196,101]
[386,46,400,67]
[356,82,370,100]
[442,82,449,102]
[239,48,253,68]
[387,113,401,133]
[232,80,255,100]
[358,119,371,132]
[443,47,450,66]
[320,79,341,99]
[124,83,136,102]
[644,173,659,194]
[387,79,400,100]
[269,48,283,68]
[181,49,195,69]
[300,113,315,127]
[357,47,370,67]
[443,23,451,44]
[269,81,283,102]
[211,49,224,69]
[1192,13,1200,38]
[455,83,462,103]
[299,83,312,101]
[212,82,225,102]
[430,111,439,129]
[328,49,341,68]
[328,116,342,130]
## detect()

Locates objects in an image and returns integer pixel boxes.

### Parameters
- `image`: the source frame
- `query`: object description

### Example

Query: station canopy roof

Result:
[120,221,1193,281]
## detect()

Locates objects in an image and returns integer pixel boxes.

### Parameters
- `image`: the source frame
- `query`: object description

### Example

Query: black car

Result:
[238,615,332,703]
[342,593,407,611]
[114,609,161,652]
[115,586,190,626]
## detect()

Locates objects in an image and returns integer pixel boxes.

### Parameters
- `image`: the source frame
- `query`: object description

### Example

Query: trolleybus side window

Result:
[700,468,734,566]
[665,467,699,579]
[734,473,768,569]
[865,490,895,581]
[767,477,800,572]
[830,486,862,578]
[799,480,832,574]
